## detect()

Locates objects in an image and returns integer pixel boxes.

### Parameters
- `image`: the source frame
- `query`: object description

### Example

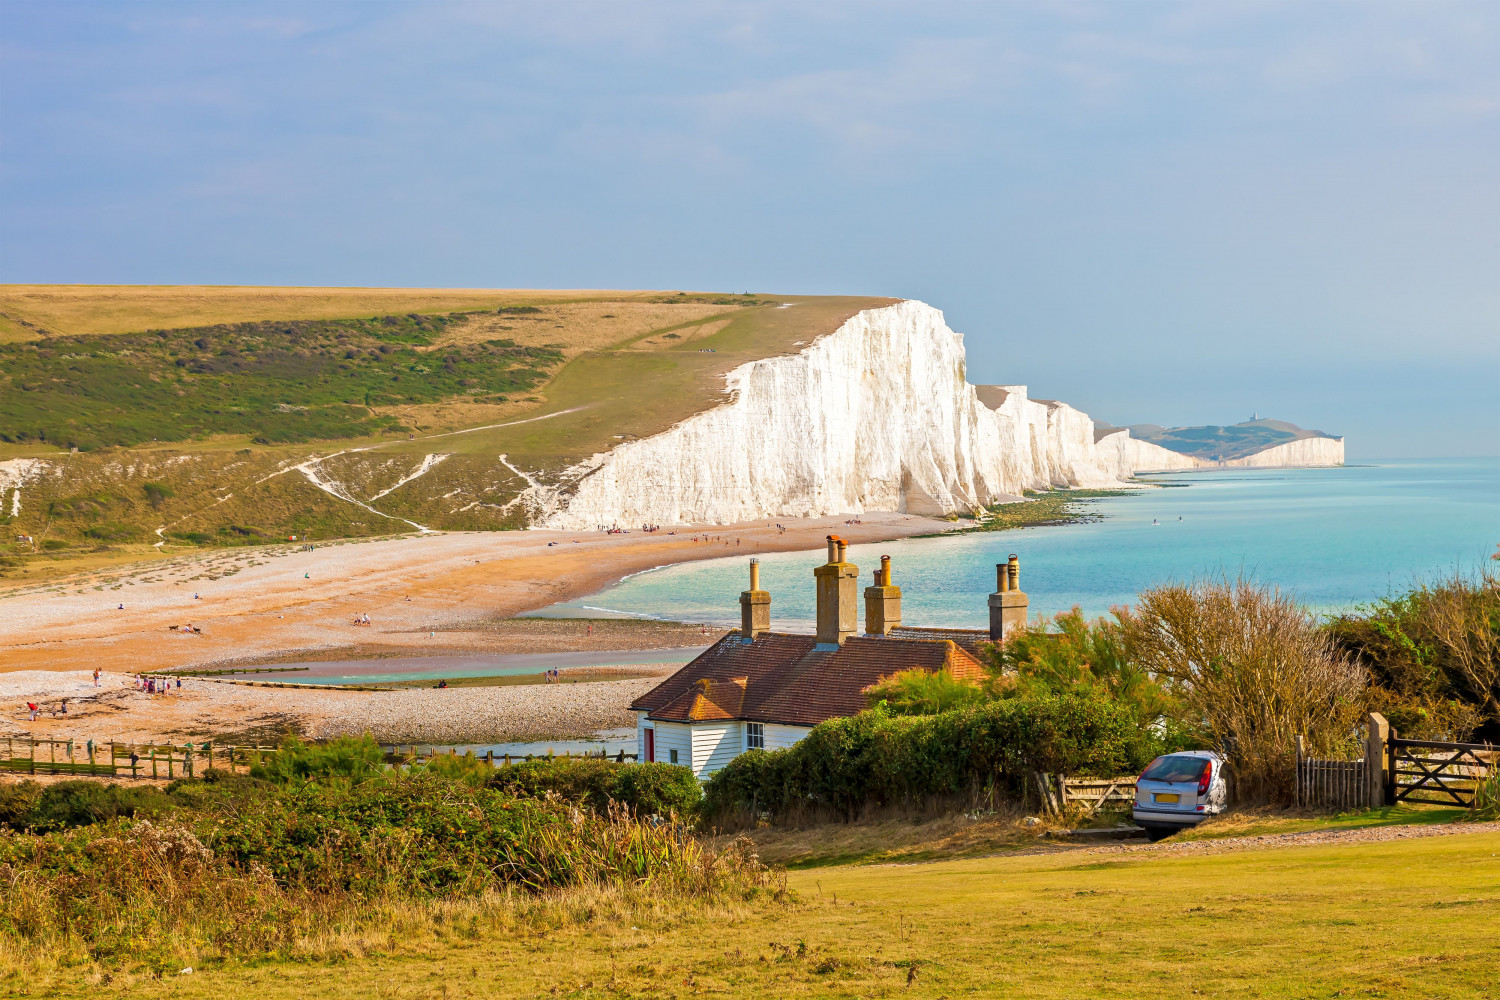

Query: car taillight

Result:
[1197,762,1212,796]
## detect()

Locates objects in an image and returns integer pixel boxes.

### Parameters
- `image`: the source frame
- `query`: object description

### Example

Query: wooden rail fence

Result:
[1294,715,1497,811]
[0,737,637,779]
[1389,738,1497,807]
[1034,773,1136,815]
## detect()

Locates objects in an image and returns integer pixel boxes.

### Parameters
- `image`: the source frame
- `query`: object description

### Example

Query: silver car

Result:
[1132,750,1228,841]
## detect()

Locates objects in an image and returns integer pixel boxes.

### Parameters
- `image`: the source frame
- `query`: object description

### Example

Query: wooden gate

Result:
[1296,756,1368,809]
[1389,738,1497,807]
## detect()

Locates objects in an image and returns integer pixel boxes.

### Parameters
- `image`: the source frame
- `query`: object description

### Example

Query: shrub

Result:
[249,734,385,783]
[1326,568,1499,740]
[864,667,987,715]
[702,695,1177,824]
[0,772,779,972]
[0,781,170,832]
[1117,577,1366,803]
[141,481,174,508]
[490,758,702,818]
[989,608,1179,723]
[1470,766,1500,822]
[414,750,494,787]
[0,782,43,827]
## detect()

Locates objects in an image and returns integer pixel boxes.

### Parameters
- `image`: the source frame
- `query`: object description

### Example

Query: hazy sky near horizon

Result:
[2,2,1496,457]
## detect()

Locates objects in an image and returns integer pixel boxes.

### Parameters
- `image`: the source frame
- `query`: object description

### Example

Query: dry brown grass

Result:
[434,301,750,359]
[705,802,1068,868]
[0,285,672,341]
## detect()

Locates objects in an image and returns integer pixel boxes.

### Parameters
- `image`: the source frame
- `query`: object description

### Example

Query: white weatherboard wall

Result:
[637,714,812,777]
[763,723,812,752]
[691,724,743,777]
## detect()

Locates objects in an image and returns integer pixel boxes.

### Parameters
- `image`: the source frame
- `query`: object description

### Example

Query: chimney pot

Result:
[988,553,1028,642]
[740,557,769,641]
[815,544,858,645]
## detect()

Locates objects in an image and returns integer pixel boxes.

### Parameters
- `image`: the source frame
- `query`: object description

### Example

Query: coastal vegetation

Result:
[0,314,564,450]
[707,573,1500,821]
[1326,567,1500,742]
[5,822,1495,998]
[0,742,774,979]
[0,286,889,570]
[948,487,1134,532]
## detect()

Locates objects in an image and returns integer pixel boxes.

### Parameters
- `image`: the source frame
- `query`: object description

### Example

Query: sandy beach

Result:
[0,513,949,743]
[0,513,947,673]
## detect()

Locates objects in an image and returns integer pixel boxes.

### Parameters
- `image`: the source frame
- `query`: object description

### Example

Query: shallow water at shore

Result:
[215,648,706,686]
[544,459,1498,628]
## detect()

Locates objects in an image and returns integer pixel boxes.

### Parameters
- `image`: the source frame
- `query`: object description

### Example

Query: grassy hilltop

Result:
[0,285,892,577]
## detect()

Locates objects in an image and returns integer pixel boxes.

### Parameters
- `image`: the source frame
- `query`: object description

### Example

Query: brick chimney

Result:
[739,558,770,642]
[864,554,901,636]
[987,552,1028,641]
[814,535,859,647]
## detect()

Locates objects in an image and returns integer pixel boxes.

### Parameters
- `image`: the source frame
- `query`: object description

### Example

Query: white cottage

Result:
[630,538,1030,779]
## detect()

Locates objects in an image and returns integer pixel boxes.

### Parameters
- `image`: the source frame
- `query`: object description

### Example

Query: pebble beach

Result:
[1,666,677,746]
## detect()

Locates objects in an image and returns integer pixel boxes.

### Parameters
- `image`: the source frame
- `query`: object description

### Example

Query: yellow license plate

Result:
[1154,793,1180,803]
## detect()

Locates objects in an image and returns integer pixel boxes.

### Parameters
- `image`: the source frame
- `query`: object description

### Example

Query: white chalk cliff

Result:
[535,301,1342,529]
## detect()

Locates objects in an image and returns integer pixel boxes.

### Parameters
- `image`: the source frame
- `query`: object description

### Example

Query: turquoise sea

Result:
[542,459,1499,630]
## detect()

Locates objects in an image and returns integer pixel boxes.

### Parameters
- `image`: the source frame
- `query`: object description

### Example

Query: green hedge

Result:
[703,695,1181,821]
[488,757,701,818]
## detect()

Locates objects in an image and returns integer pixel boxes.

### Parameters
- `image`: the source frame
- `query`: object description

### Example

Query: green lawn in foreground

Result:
[63,828,1500,999]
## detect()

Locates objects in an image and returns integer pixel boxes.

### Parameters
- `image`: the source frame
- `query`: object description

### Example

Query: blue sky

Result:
[2,1,1496,456]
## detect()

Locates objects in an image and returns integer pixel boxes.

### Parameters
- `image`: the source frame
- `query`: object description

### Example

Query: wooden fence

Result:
[1389,738,1497,807]
[383,746,638,766]
[1295,717,1498,811]
[1034,773,1136,815]
[0,737,280,779]
[1296,753,1369,810]
[0,737,636,780]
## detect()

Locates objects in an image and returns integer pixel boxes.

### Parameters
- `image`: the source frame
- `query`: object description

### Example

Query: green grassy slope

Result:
[0,287,892,575]
[38,828,1500,999]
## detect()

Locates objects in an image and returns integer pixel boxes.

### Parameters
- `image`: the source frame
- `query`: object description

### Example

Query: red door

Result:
[644,728,654,763]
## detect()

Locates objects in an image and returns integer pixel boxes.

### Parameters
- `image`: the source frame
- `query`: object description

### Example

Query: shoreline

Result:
[0,512,952,675]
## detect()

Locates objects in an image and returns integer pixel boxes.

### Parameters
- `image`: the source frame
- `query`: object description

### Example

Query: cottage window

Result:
[669,748,679,764]
[746,722,764,750]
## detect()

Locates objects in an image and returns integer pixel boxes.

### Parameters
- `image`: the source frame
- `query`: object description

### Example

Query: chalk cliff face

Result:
[1,300,1348,541]
[1094,431,1213,473]
[1223,436,1345,468]
[537,300,1347,528]
[542,302,1123,529]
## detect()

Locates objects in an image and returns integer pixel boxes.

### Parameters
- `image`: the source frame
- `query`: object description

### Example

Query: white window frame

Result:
[746,722,764,750]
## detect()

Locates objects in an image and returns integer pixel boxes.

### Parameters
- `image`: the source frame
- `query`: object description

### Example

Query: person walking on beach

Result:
[26,702,38,722]
[93,668,100,688]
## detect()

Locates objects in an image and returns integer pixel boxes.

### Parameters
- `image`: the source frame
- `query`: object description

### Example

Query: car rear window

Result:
[1142,755,1210,783]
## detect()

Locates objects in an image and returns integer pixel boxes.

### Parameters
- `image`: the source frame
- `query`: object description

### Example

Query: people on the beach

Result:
[93,668,101,688]
[26,702,38,721]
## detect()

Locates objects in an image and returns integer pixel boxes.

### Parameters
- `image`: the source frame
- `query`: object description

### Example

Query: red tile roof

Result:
[888,625,994,657]
[632,632,987,727]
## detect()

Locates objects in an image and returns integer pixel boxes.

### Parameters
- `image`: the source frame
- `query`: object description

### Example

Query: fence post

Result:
[1295,735,1305,807]
[1366,713,1390,807]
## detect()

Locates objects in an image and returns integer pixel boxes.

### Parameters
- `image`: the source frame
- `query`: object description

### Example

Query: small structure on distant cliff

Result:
[629,539,1027,777]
